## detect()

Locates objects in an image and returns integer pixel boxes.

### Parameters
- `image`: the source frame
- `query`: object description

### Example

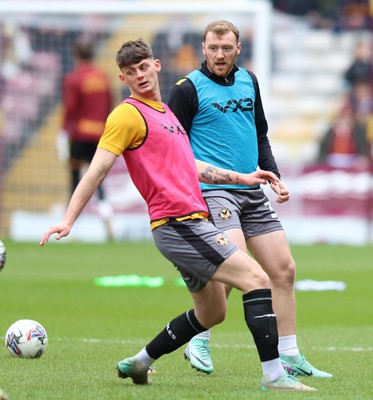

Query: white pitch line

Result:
[47,337,373,352]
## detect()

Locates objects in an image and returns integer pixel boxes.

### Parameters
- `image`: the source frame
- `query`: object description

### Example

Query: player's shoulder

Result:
[175,77,189,87]
[105,101,143,134]
[240,67,257,82]
[109,101,137,119]
[172,77,196,95]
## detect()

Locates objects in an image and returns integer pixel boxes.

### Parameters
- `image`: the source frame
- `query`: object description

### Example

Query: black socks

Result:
[146,309,206,360]
[243,289,279,362]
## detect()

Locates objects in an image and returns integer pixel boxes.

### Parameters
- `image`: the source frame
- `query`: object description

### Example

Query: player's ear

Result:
[154,58,161,72]
[119,73,127,85]
[236,41,241,55]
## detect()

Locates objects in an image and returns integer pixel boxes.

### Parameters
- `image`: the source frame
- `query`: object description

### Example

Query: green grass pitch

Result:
[0,240,372,399]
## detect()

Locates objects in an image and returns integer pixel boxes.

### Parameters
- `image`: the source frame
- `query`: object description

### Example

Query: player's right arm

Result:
[40,148,117,245]
[195,160,279,187]
[41,102,143,245]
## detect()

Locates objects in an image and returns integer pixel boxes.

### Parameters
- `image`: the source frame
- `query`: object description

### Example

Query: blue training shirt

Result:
[187,67,258,190]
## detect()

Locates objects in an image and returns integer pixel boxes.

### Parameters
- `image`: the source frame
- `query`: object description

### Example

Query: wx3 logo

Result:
[211,98,253,113]
[160,123,187,135]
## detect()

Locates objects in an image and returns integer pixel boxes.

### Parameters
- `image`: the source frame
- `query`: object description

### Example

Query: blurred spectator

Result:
[58,39,114,240]
[316,100,369,168]
[344,41,372,87]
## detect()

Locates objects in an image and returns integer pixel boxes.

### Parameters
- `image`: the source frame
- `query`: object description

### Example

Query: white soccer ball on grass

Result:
[0,240,6,272]
[5,319,48,359]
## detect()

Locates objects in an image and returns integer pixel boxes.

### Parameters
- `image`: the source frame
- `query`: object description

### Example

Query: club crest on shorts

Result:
[215,233,230,246]
[217,207,232,220]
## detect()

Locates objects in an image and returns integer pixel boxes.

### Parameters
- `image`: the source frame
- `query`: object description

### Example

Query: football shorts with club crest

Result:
[202,189,283,238]
[152,218,238,292]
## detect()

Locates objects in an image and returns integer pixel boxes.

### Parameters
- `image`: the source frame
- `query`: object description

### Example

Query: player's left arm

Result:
[254,98,290,203]
[195,160,279,187]
[248,71,281,179]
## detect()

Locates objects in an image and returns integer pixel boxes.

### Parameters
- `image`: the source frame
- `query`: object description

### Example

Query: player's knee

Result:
[209,306,226,327]
[270,258,295,286]
[286,259,296,283]
[208,316,225,329]
[282,258,296,286]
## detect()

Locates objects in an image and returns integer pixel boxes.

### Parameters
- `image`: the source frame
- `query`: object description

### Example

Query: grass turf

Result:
[0,240,372,399]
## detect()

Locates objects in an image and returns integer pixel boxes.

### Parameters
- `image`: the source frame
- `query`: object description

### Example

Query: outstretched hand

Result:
[270,180,290,203]
[40,221,72,246]
[241,169,279,187]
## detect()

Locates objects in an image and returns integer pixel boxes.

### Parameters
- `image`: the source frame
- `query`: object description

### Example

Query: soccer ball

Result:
[5,319,48,358]
[0,240,6,272]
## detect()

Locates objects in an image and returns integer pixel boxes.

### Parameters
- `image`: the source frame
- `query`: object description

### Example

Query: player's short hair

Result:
[74,39,94,61]
[203,20,240,43]
[116,39,154,69]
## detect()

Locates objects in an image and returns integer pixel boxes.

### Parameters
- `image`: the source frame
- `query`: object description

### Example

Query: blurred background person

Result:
[316,100,369,169]
[344,40,372,87]
[57,38,114,240]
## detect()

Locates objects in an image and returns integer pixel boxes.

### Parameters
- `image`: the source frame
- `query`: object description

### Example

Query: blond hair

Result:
[203,20,240,42]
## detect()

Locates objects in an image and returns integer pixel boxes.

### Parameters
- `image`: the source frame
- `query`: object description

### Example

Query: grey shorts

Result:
[203,189,283,239]
[152,218,238,292]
